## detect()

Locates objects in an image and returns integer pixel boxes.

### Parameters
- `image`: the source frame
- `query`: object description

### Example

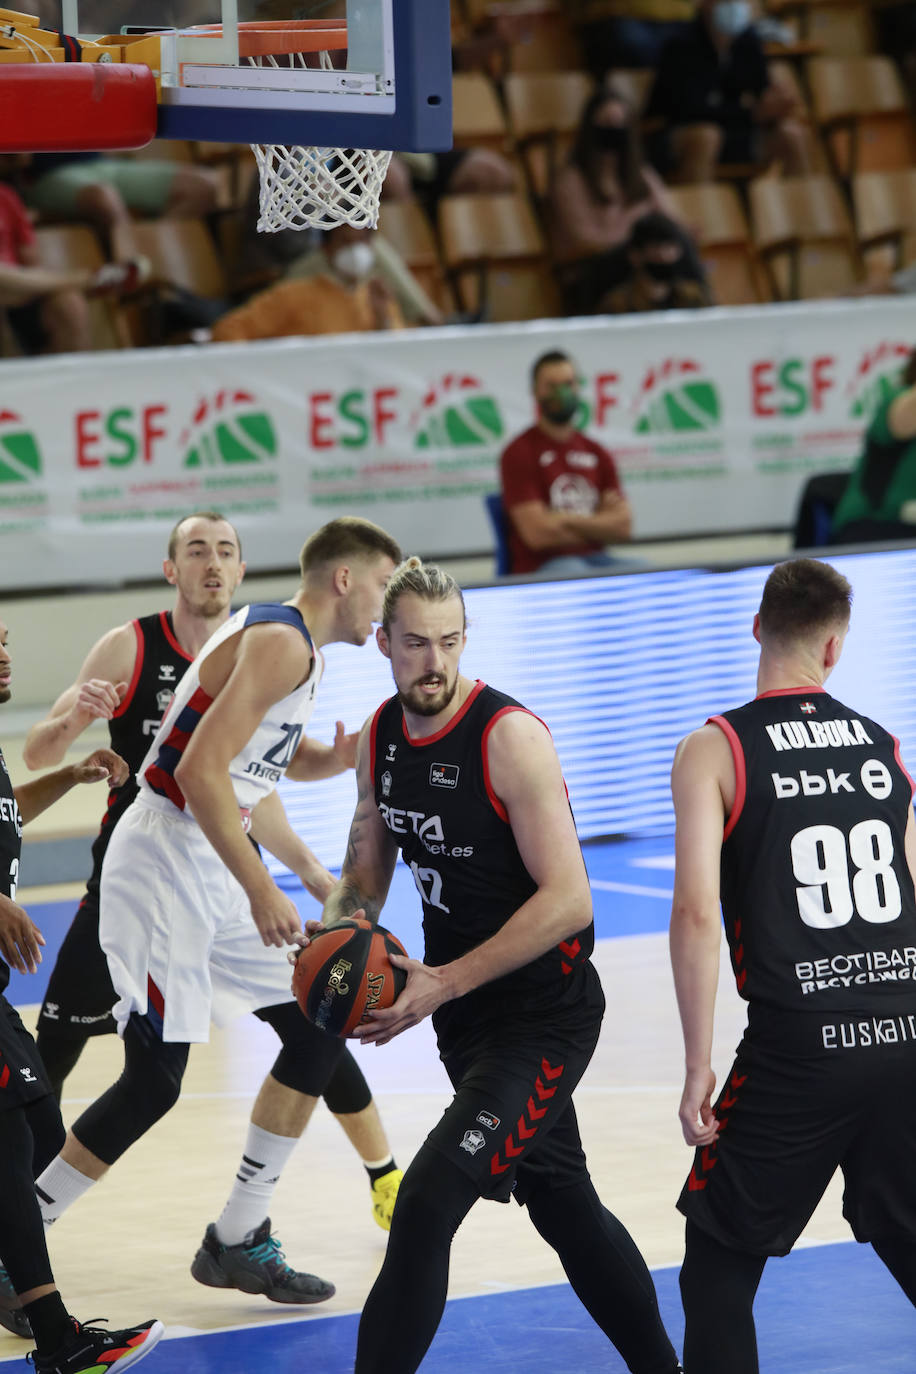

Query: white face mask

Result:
[332,241,375,282]
[712,0,752,36]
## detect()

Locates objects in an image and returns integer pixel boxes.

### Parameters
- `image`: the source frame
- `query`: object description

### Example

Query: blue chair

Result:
[484,491,512,576]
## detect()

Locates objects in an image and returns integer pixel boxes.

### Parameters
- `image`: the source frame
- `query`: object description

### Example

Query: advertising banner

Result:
[0,296,911,590]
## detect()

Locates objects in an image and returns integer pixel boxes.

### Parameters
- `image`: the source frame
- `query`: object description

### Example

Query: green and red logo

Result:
[0,410,42,483]
[181,390,278,468]
[412,373,504,450]
[846,342,911,420]
[632,359,721,434]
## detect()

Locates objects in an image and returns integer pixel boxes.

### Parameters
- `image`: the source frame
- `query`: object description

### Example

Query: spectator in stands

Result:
[500,349,633,576]
[549,87,690,314]
[0,173,145,355]
[22,153,219,261]
[830,346,916,545]
[234,180,443,326]
[647,0,810,183]
[603,211,712,312]
[573,0,694,74]
[209,224,414,343]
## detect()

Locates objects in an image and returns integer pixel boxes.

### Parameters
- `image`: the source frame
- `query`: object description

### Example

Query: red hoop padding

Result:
[0,64,157,153]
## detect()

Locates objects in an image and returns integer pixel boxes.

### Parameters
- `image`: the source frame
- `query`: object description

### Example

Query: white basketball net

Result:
[246,46,392,232]
[253,144,393,232]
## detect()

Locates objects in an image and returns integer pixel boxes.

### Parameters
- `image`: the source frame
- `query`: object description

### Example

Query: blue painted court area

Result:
[145,1241,912,1374]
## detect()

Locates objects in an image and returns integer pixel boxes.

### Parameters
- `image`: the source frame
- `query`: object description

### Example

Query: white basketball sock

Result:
[214,1124,300,1246]
[36,1157,96,1226]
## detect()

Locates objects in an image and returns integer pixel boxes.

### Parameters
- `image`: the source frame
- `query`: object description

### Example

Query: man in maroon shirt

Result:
[499,350,633,575]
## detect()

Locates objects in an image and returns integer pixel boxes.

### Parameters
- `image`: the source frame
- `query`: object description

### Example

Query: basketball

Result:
[292,918,409,1038]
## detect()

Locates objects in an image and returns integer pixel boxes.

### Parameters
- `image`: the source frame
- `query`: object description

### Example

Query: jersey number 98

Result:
[791,820,901,928]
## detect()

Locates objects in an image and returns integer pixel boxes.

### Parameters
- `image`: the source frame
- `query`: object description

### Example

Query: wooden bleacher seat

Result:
[852,168,916,280]
[808,56,916,177]
[668,183,770,304]
[749,172,863,297]
[438,191,562,321]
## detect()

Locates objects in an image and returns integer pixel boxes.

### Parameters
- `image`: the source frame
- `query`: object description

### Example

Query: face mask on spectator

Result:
[711,0,751,37]
[539,385,579,425]
[332,242,375,281]
[592,125,629,154]
[643,257,682,282]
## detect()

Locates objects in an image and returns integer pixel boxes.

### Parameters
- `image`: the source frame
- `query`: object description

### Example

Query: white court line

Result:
[591,879,673,900]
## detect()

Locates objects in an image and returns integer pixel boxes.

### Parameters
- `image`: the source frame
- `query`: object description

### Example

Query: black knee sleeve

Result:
[322,1047,372,1116]
[0,1106,55,1294]
[680,1221,766,1374]
[255,1000,347,1098]
[34,1027,87,1103]
[24,1094,66,1178]
[71,1013,189,1166]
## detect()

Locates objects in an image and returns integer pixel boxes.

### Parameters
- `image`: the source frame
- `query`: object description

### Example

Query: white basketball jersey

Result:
[138,602,322,818]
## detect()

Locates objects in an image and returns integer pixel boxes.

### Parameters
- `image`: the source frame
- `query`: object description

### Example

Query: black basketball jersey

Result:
[0,745,23,993]
[716,686,916,1013]
[370,680,594,1040]
[87,612,193,889]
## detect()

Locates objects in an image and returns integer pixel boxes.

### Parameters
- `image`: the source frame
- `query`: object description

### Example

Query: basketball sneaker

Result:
[370,1167,403,1232]
[190,1218,335,1304]
[0,1265,31,1339]
[26,1316,164,1374]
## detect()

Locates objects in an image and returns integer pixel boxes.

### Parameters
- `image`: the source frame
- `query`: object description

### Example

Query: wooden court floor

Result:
[0,909,855,1363]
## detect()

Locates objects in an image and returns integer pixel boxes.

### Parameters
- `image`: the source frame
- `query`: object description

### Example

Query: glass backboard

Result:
[51,0,452,149]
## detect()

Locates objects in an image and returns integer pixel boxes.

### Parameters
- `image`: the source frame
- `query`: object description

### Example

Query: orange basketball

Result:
[292,918,408,1038]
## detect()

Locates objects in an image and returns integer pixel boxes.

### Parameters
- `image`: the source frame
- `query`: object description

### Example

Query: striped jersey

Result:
[139,602,321,818]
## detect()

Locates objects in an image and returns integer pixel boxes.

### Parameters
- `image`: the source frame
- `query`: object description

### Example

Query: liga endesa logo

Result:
[845,342,911,420]
[631,358,721,435]
[411,373,505,450]
[180,390,278,468]
[0,410,42,484]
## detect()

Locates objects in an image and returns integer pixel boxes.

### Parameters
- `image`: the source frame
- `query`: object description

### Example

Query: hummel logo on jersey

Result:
[386,743,397,761]
[20,1067,37,1083]
[430,762,459,789]
[765,718,873,751]
[158,664,177,682]
[800,702,817,714]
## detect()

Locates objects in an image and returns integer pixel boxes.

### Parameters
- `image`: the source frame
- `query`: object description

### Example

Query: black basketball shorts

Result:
[427,969,606,1206]
[679,1004,916,1255]
[37,891,117,1040]
[0,996,53,1110]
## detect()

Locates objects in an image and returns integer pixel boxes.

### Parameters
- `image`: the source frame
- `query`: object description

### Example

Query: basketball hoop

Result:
[191,20,393,232]
[252,145,393,232]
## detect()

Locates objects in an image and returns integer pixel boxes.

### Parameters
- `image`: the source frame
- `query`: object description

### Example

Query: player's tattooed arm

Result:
[321,717,397,929]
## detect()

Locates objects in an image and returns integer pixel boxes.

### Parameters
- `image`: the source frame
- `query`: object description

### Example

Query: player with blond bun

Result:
[313,557,681,1373]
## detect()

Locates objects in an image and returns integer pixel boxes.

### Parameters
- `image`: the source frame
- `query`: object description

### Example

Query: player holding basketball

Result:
[30,517,402,1307]
[313,557,681,1374]
[23,512,403,1268]
[670,558,916,1373]
[0,613,164,1374]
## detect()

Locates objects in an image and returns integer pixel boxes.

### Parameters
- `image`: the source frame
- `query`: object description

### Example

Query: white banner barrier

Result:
[0,297,911,590]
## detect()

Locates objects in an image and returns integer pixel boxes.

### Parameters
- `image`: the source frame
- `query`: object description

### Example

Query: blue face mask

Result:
[712,0,752,37]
